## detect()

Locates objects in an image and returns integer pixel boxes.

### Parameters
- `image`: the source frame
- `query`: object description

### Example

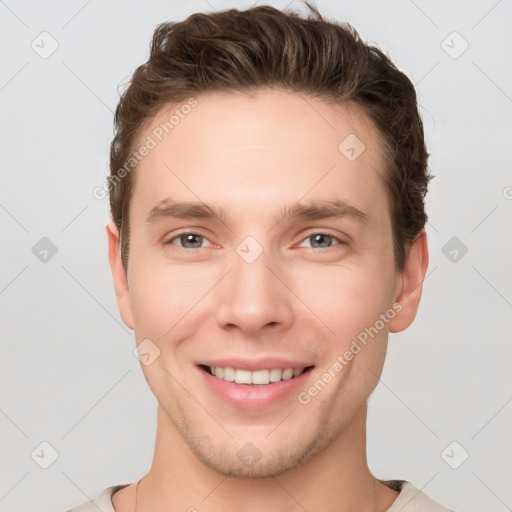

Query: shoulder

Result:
[65,483,130,512]
[64,479,456,512]
[382,480,456,512]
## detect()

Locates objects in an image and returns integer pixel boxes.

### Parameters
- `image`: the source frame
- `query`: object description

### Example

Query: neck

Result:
[134,404,396,512]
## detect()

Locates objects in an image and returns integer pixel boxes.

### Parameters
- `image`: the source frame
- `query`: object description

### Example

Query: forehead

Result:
[138,89,383,154]
[129,90,389,228]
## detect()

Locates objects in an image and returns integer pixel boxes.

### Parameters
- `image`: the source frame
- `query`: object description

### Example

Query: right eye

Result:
[164,232,214,250]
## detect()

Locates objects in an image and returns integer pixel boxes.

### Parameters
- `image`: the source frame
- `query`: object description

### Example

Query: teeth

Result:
[223,367,235,382]
[251,369,269,385]
[269,368,282,382]
[234,369,251,384]
[281,368,293,380]
[209,366,307,385]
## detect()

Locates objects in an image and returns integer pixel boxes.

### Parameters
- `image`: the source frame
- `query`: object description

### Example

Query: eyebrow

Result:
[146,199,228,225]
[145,197,369,227]
[274,199,368,226]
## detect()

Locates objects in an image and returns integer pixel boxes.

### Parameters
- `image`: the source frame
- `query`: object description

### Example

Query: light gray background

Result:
[1,0,511,511]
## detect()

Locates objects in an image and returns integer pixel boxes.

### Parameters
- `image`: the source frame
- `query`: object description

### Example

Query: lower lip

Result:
[197,366,314,410]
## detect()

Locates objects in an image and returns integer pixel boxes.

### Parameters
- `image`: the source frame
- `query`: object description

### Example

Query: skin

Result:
[107,90,429,512]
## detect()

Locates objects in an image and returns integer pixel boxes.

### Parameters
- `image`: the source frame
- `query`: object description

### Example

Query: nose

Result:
[214,244,294,336]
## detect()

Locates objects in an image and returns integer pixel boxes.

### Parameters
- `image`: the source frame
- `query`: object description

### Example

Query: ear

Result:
[389,229,429,333]
[106,220,134,330]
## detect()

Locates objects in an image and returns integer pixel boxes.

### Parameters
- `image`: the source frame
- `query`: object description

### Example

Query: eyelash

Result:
[164,231,346,250]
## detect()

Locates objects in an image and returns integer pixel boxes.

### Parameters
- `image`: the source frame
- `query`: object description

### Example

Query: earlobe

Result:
[106,220,134,330]
[389,229,429,333]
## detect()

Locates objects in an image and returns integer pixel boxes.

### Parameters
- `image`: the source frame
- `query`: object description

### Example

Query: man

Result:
[69,4,454,511]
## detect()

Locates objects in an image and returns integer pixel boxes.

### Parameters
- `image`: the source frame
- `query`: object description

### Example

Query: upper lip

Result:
[198,358,315,371]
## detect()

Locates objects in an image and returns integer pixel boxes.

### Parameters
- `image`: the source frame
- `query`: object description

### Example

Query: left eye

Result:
[296,233,343,249]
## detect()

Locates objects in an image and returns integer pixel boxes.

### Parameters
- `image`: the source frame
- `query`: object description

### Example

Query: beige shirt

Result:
[67,479,454,511]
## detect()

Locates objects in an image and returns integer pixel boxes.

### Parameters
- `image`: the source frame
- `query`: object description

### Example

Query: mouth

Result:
[198,364,315,385]
[196,362,316,410]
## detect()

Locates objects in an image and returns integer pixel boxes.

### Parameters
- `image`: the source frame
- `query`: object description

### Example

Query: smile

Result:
[200,365,314,385]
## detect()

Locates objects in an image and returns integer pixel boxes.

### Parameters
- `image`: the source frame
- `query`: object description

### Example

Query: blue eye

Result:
[167,233,208,249]
[297,233,343,249]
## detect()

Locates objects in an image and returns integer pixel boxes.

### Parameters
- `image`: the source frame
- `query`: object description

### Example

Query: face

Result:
[108,90,425,478]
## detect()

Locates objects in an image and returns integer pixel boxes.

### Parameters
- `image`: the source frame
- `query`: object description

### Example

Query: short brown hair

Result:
[109,4,431,273]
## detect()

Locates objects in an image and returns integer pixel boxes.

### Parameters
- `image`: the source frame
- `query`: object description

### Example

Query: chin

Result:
[186,424,332,480]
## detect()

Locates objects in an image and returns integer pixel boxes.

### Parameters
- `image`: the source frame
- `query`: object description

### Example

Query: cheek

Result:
[292,261,394,342]
[128,260,227,356]
[128,264,191,336]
